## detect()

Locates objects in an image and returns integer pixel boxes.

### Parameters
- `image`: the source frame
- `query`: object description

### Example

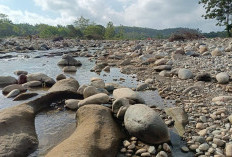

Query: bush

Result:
[168,31,204,42]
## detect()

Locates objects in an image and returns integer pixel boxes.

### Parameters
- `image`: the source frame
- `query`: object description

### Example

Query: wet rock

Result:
[56,74,66,81]
[49,78,80,93]
[22,81,42,88]
[124,104,169,144]
[6,89,20,98]
[136,83,149,91]
[78,93,109,107]
[112,98,130,114]
[62,66,77,72]
[0,76,17,86]
[14,70,28,76]
[181,146,189,153]
[165,107,188,136]
[27,73,55,86]
[83,86,98,98]
[216,72,229,84]
[13,92,38,101]
[64,99,80,110]
[178,68,193,80]
[58,54,82,66]
[46,105,125,157]
[2,84,27,95]
[113,88,145,104]
[195,73,211,82]
[103,66,110,72]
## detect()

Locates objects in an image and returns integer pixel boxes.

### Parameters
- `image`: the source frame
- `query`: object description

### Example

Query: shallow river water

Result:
[0,49,193,157]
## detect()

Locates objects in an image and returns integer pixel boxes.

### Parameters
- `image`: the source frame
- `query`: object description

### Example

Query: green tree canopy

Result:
[199,0,232,37]
[104,21,115,39]
[83,25,105,39]
[74,16,94,30]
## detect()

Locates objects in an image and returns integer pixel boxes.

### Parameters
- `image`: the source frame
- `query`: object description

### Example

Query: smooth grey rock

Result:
[22,81,42,88]
[2,84,27,95]
[136,83,149,91]
[216,72,229,84]
[49,78,79,93]
[56,74,66,81]
[78,93,109,107]
[0,76,17,86]
[27,73,55,86]
[58,55,82,66]
[113,88,145,104]
[124,104,169,144]
[63,66,77,72]
[83,86,98,98]
[6,89,20,98]
[65,99,80,110]
[112,98,130,114]
[14,70,28,76]
[178,68,193,80]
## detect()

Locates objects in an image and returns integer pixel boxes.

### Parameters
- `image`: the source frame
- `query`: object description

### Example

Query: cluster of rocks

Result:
[89,37,232,157]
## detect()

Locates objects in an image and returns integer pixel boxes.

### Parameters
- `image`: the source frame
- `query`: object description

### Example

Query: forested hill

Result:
[114,26,201,39]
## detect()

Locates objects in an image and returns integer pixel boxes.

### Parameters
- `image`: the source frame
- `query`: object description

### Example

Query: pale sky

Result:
[0,0,225,33]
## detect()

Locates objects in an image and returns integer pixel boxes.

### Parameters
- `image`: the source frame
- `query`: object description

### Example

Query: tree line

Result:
[0,0,231,40]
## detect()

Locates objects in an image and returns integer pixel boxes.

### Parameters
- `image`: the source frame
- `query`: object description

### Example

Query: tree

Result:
[104,21,115,39]
[83,25,105,39]
[199,0,232,37]
[0,13,11,23]
[74,16,94,31]
[66,25,83,37]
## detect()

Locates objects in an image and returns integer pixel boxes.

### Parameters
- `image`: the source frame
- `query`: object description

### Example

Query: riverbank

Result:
[0,37,232,156]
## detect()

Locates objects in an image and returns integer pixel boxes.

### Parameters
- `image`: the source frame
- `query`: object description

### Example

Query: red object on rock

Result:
[18,74,27,84]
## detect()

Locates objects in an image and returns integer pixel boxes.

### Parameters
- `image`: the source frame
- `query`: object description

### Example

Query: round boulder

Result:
[65,99,80,110]
[58,54,82,66]
[124,104,170,144]
[83,86,98,98]
[216,72,229,84]
[18,74,27,84]
[0,76,17,86]
[2,84,27,95]
[178,68,193,80]
[63,66,77,72]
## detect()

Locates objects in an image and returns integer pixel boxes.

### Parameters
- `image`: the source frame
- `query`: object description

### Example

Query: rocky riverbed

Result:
[0,37,232,157]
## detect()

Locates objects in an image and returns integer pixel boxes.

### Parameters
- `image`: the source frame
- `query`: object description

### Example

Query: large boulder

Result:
[0,91,82,157]
[178,68,193,80]
[113,88,145,104]
[46,105,126,157]
[0,76,17,86]
[6,89,20,98]
[124,104,170,144]
[2,84,27,95]
[13,92,38,101]
[27,73,55,86]
[49,78,80,93]
[78,93,109,107]
[216,72,229,84]
[57,55,82,66]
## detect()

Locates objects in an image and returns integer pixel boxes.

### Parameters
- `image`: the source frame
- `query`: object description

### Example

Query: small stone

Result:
[120,148,127,153]
[163,143,171,153]
[156,151,167,157]
[213,138,225,147]
[127,143,135,150]
[198,143,209,151]
[123,140,130,147]
[135,148,147,155]
[216,72,229,84]
[141,152,151,157]
[226,144,232,157]
[181,146,189,152]
[196,123,205,129]
[199,116,207,123]
[148,146,156,155]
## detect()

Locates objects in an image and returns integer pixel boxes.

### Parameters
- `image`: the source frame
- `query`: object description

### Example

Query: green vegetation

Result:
[199,0,232,37]
[0,13,229,40]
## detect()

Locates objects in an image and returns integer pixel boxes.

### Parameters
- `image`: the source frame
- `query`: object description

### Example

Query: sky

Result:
[0,0,225,33]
